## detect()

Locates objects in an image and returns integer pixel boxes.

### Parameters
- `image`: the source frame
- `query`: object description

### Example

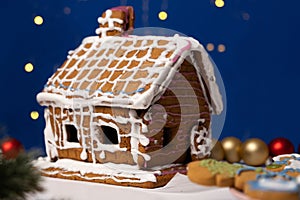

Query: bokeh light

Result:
[158,11,168,20]
[30,111,39,120]
[24,63,34,72]
[215,0,225,8]
[218,44,226,52]
[64,7,71,15]
[242,12,250,21]
[34,16,44,25]
[206,43,215,51]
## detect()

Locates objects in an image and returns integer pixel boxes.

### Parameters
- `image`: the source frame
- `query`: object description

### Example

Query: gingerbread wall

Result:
[138,59,211,168]
[46,105,137,165]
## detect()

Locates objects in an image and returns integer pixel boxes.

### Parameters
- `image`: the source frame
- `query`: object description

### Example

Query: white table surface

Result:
[28,173,249,200]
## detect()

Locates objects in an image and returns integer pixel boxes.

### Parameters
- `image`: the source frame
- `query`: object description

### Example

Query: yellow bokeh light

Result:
[30,111,39,120]
[158,11,168,20]
[218,44,226,52]
[206,43,215,51]
[34,16,44,25]
[215,0,225,8]
[24,63,34,72]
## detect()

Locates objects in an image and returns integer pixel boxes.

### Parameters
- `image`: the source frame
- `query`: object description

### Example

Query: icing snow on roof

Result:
[37,34,223,114]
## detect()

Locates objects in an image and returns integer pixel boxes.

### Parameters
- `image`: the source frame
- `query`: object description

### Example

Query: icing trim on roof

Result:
[37,34,223,114]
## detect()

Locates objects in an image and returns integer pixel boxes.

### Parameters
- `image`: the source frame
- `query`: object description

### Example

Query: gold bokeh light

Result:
[30,111,39,120]
[158,11,168,20]
[206,43,215,51]
[24,63,34,72]
[34,16,44,25]
[218,44,226,52]
[215,0,225,8]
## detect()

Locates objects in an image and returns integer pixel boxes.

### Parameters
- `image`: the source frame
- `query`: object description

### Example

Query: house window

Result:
[65,124,79,143]
[95,125,118,144]
[102,126,118,144]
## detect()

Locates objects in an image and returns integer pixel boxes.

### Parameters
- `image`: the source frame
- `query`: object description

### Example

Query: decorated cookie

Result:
[265,163,286,172]
[244,173,300,200]
[187,159,243,187]
[272,153,300,169]
[234,166,264,190]
[266,153,300,174]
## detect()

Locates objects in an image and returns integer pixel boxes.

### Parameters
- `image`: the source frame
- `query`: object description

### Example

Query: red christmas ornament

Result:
[1,138,24,159]
[268,137,294,156]
[298,144,300,153]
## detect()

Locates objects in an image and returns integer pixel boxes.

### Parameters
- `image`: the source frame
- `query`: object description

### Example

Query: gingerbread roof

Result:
[37,34,223,114]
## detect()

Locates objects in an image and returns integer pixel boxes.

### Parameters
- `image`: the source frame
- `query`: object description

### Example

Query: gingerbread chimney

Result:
[96,6,135,37]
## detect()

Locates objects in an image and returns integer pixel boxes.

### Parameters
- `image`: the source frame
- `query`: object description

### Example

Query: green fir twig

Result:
[0,152,44,200]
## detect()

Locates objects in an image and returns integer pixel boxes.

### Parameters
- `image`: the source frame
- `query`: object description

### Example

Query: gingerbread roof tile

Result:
[37,34,223,114]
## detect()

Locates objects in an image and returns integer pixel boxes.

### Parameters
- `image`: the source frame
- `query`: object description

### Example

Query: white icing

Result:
[257,178,298,191]
[273,153,300,161]
[96,10,124,37]
[287,159,300,169]
[190,119,211,158]
[33,157,160,183]
[37,35,222,114]
[44,108,58,159]
[100,151,105,159]
[80,149,87,160]
[273,153,300,169]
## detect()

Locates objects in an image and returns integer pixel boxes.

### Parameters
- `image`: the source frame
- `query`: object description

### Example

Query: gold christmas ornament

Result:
[221,137,242,163]
[240,138,269,166]
[210,139,225,161]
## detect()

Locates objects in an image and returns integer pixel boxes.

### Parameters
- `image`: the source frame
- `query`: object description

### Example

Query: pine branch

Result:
[0,152,44,200]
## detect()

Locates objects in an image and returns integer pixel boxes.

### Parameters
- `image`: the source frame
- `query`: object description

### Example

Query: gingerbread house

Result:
[36,6,223,187]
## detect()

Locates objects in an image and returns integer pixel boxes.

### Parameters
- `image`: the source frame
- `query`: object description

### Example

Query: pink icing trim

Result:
[172,40,192,63]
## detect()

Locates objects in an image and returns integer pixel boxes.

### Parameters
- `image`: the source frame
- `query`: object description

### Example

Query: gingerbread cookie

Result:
[244,173,300,200]
[234,166,264,190]
[187,159,243,187]
[272,153,300,169]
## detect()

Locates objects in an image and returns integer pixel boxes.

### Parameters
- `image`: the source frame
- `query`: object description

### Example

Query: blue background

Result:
[1,0,299,153]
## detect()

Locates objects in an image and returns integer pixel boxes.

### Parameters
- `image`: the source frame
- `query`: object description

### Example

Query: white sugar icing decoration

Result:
[273,153,300,169]
[96,9,124,37]
[288,159,300,169]
[190,119,211,158]
[100,151,105,159]
[43,108,58,159]
[80,149,87,160]
[33,157,162,183]
[37,35,223,114]
[273,153,300,161]
[256,178,298,192]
